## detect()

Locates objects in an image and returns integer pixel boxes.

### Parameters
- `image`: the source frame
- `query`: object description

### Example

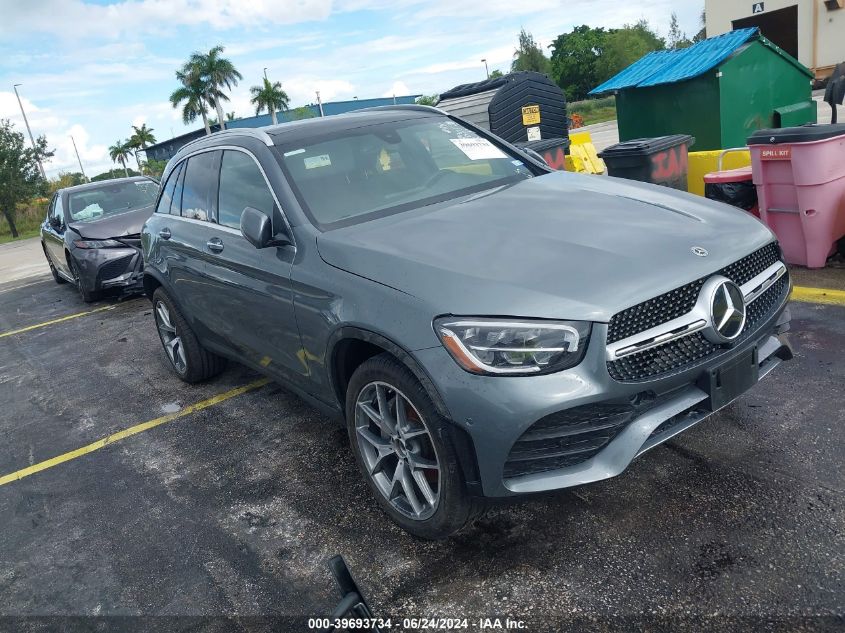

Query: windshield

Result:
[277,117,534,229]
[67,180,159,223]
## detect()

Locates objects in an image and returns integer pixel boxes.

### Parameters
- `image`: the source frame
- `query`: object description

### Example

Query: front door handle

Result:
[206,237,224,253]
[159,227,171,240]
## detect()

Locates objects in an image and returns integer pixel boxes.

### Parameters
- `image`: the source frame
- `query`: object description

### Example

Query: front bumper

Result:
[72,245,144,294]
[414,297,792,498]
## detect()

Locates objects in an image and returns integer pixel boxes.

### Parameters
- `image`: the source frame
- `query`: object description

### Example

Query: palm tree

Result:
[128,124,157,169]
[189,46,242,131]
[170,73,211,135]
[108,140,132,178]
[250,77,290,125]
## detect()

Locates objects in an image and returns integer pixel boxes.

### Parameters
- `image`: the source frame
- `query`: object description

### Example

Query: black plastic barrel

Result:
[515,138,571,170]
[599,134,695,190]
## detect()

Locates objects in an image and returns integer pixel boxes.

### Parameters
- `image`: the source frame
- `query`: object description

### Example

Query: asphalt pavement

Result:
[1,245,843,631]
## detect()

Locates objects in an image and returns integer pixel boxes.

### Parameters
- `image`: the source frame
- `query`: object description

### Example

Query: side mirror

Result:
[240,206,290,249]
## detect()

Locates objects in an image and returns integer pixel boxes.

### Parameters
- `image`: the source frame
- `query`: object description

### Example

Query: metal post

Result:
[481,59,489,79]
[69,135,87,181]
[264,67,268,80]
[13,84,46,180]
[316,90,325,117]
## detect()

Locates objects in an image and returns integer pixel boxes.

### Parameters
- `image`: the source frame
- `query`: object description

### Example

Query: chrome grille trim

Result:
[606,261,787,362]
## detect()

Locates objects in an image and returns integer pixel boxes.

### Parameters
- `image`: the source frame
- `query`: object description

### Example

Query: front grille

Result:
[97,254,136,282]
[503,403,639,478]
[607,273,789,382]
[606,242,781,344]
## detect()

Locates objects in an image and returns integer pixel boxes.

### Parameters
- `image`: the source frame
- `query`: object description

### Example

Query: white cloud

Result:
[0,0,334,38]
[382,81,410,98]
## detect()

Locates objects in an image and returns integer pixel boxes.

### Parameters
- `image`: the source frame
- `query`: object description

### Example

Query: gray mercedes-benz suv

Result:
[141,106,792,539]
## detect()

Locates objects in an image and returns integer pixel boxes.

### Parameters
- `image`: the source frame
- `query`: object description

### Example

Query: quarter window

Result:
[156,163,181,215]
[218,151,275,229]
[171,161,186,216]
[181,152,218,221]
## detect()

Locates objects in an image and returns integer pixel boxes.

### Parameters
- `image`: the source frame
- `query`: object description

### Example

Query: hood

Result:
[68,205,154,240]
[316,171,775,322]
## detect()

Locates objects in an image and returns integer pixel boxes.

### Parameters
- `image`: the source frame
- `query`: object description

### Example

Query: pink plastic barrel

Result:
[703,166,759,218]
[748,124,845,268]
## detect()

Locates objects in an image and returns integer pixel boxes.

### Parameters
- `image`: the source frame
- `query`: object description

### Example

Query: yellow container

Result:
[687,148,751,196]
[565,131,606,175]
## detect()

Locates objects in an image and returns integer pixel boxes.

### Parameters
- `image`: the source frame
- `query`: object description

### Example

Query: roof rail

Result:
[354,104,444,115]
[177,127,275,154]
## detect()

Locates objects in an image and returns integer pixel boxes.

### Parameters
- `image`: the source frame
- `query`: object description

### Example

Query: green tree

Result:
[288,106,316,121]
[143,159,167,179]
[250,77,290,125]
[170,73,211,135]
[415,94,439,106]
[511,28,550,74]
[129,124,156,170]
[189,46,242,131]
[0,119,52,238]
[489,69,504,79]
[668,12,693,50]
[226,111,237,121]
[108,140,133,178]
[49,172,85,193]
[596,20,665,82]
[549,25,609,101]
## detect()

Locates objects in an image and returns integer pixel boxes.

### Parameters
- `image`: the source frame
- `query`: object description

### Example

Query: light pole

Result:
[69,135,88,182]
[316,90,325,117]
[481,58,489,79]
[13,84,46,180]
[263,67,268,81]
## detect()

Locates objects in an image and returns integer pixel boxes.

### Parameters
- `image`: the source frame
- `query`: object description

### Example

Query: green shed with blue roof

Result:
[590,28,815,151]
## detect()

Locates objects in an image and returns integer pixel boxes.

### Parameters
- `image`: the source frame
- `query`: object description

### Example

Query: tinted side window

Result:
[181,152,218,221]
[170,162,186,216]
[53,195,65,225]
[155,163,181,215]
[218,151,275,229]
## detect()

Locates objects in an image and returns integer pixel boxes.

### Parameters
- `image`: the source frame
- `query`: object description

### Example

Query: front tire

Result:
[152,288,226,383]
[345,354,478,539]
[69,255,99,302]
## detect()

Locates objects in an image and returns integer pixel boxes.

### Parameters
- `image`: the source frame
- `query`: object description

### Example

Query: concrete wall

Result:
[706,0,844,72]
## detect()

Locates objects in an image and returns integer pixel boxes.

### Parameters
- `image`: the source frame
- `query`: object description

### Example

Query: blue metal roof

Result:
[590,28,759,94]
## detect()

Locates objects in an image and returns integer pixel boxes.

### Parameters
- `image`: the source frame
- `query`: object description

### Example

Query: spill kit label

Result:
[760,147,792,161]
[450,138,507,160]
[527,126,541,141]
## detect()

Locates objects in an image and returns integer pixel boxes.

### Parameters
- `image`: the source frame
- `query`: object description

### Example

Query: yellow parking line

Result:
[0,378,270,487]
[792,286,845,306]
[0,305,116,339]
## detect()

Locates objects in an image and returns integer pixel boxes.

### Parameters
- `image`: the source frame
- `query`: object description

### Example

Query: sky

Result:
[0,0,702,178]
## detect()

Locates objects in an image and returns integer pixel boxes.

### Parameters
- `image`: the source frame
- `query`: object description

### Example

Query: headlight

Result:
[434,317,591,375]
[73,239,124,249]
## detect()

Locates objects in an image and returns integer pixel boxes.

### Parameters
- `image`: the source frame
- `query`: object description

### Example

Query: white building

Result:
[705,0,844,78]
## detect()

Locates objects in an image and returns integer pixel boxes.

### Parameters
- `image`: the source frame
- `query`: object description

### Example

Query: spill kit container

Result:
[748,123,845,268]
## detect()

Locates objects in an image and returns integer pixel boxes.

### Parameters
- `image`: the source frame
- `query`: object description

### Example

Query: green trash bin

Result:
[599,135,695,190]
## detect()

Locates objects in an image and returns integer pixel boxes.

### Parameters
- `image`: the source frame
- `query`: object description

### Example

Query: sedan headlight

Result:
[434,317,591,375]
[73,239,124,249]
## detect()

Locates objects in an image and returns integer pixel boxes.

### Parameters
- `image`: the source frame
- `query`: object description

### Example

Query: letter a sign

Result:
[752,2,764,13]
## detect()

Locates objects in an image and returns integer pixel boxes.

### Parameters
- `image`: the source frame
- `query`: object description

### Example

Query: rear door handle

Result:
[159,228,171,239]
[206,237,224,253]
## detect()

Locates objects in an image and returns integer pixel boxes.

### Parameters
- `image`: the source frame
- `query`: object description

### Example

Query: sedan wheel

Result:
[155,300,187,374]
[354,381,441,520]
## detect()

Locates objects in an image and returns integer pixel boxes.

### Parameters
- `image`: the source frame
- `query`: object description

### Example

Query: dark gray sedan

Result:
[41,177,159,302]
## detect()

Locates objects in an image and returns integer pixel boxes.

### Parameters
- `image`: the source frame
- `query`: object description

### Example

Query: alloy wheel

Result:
[354,381,441,520]
[155,301,187,374]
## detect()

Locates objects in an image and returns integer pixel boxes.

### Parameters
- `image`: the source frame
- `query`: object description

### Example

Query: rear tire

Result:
[345,353,480,539]
[43,245,66,284]
[152,287,226,383]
